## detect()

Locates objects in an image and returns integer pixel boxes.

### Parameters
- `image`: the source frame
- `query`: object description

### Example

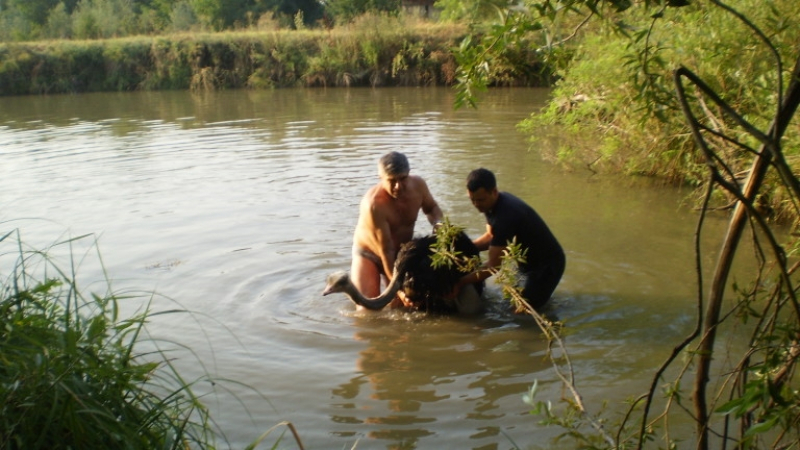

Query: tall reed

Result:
[0,229,220,449]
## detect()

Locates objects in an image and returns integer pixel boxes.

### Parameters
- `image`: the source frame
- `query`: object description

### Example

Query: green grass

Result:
[0,228,294,449]
[0,16,480,95]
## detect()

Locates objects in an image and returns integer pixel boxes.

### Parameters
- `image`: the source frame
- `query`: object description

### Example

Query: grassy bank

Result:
[0,15,547,96]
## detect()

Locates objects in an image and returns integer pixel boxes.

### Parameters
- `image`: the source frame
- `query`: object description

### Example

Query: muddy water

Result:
[0,87,735,449]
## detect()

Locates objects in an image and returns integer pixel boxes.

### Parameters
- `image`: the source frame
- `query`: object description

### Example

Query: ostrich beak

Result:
[322,285,334,296]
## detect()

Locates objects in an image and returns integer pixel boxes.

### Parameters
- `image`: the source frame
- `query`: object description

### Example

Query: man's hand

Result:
[391,290,414,308]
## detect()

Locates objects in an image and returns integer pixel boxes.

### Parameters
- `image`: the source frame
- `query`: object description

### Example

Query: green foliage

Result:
[189,0,224,29]
[453,10,547,109]
[325,0,401,25]
[429,217,481,273]
[8,0,60,25]
[293,9,304,29]
[188,0,258,29]
[492,237,530,313]
[0,0,328,40]
[0,228,304,449]
[103,38,154,90]
[43,3,73,39]
[169,0,200,32]
[454,2,800,448]
[268,0,325,27]
[246,35,310,88]
[298,15,468,87]
[144,37,193,89]
[523,381,624,449]
[71,2,100,39]
[0,21,470,95]
[0,230,216,449]
[86,0,139,38]
[514,0,800,191]
[435,0,510,23]
[0,5,38,41]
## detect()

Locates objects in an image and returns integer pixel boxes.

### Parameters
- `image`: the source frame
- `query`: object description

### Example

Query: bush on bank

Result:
[0,15,548,96]
[518,0,800,219]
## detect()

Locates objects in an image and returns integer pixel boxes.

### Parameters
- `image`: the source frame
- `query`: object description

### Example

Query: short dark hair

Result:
[466,168,496,192]
[379,152,410,176]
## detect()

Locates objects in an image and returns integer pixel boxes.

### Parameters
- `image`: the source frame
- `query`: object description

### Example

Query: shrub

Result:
[44,3,73,40]
[520,0,800,190]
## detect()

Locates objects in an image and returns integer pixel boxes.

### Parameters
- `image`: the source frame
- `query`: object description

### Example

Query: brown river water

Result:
[0,87,741,449]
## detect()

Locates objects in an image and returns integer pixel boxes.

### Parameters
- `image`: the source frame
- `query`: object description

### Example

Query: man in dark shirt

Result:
[452,168,565,309]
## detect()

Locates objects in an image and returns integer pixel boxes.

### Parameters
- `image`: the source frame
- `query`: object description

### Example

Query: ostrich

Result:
[323,231,484,314]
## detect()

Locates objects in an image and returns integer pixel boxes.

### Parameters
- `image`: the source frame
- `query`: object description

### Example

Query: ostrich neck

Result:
[347,255,410,310]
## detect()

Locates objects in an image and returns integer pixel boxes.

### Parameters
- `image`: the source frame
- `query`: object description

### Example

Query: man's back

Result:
[487,192,563,272]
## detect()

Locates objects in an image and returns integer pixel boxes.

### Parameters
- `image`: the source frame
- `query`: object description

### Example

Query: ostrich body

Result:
[323,231,484,314]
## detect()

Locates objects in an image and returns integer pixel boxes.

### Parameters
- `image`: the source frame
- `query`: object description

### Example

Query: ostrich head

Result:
[321,269,401,311]
[322,271,351,296]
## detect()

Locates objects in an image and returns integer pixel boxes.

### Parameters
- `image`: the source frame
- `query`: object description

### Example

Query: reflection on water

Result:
[329,314,553,448]
[0,87,737,449]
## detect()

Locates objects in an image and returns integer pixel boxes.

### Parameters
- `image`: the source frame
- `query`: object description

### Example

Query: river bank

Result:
[0,19,548,96]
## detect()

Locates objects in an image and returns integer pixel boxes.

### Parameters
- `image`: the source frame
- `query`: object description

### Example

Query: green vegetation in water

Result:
[429,217,481,274]
[0,229,300,449]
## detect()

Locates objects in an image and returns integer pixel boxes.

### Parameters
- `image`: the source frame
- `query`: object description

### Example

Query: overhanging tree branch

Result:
[673,53,800,449]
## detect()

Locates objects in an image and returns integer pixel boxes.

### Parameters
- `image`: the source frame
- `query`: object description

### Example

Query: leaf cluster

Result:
[429,217,481,273]
[454,10,545,108]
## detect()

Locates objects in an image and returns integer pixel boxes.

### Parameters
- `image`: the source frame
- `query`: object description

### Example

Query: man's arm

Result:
[456,244,503,287]
[426,204,444,227]
[472,224,493,251]
[418,177,444,226]
[371,206,397,278]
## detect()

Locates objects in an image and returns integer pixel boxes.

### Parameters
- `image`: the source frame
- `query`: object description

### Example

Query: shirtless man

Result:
[351,152,444,306]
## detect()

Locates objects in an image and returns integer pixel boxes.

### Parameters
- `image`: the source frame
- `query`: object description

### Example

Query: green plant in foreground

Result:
[0,229,214,449]
[454,0,800,447]
[0,228,307,450]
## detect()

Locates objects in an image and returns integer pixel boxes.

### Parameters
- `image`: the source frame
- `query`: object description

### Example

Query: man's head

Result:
[379,151,410,198]
[466,168,499,213]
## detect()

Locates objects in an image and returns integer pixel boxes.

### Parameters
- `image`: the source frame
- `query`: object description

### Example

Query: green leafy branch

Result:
[429,217,482,273]
[498,238,617,448]
[454,10,542,109]
[431,223,617,447]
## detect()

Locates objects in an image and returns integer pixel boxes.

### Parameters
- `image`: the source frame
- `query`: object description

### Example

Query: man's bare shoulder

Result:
[408,174,427,185]
[361,184,391,211]
[402,174,428,193]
